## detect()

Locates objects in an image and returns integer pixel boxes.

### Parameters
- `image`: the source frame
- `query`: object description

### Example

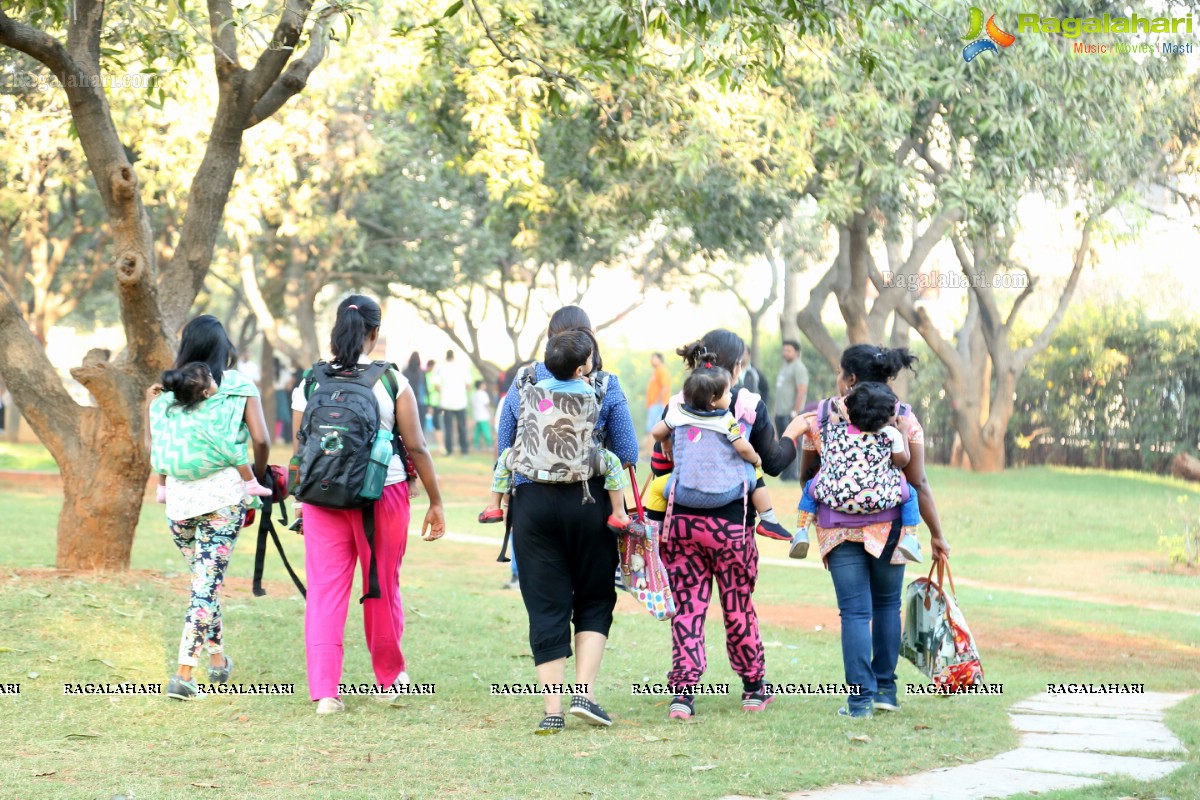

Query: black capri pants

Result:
[510,476,618,665]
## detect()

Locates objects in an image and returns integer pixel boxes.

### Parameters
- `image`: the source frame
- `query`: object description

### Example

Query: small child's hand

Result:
[895,414,911,435]
[145,383,162,402]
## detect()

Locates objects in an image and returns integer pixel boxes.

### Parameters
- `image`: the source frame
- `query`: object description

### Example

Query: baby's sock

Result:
[759,508,779,524]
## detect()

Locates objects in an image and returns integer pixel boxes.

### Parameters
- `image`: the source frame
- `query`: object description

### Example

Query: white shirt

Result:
[437,359,471,411]
[471,388,492,422]
[292,356,411,485]
[237,358,261,385]
[167,467,246,522]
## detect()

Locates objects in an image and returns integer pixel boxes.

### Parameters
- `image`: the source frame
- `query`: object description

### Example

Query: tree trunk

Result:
[781,262,801,344]
[747,307,764,366]
[261,335,277,443]
[57,407,148,568]
[889,314,911,399]
[4,399,20,443]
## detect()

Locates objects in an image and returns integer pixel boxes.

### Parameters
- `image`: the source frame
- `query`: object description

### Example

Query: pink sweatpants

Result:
[303,482,410,701]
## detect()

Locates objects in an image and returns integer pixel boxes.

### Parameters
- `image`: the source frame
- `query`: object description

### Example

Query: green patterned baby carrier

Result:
[150,370,255,481]
[504,366,610,504]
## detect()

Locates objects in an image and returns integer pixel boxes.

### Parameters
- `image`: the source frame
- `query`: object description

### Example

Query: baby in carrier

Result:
[649,366,794,538]
[791,381,921,562]
[479,331,631,532]
[150,362,273,502]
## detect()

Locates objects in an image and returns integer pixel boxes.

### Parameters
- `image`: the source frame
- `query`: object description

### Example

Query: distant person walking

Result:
[643,352,671,448]
[438,350,471,455]
[424,358,441,449]
[773,339,809,480]
[273,358,294,444]
[471,380,494,450]
[402,352,427,436]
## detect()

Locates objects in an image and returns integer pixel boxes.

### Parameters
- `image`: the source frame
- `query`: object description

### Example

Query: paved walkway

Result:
[723,691,1191,800]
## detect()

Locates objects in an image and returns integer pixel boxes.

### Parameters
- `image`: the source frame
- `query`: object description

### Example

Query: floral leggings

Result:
[169,504,243,668]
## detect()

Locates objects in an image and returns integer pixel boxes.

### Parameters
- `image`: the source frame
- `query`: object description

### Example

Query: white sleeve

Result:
[881,425,905,453]
[291,383,308,413]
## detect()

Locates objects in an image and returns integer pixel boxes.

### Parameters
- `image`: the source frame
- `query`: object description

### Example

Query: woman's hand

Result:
[929,530,951,562]
[783,411,816,441]
[421,503,446,541]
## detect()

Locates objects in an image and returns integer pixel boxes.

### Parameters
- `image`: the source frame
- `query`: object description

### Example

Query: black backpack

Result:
[295,360,406,602]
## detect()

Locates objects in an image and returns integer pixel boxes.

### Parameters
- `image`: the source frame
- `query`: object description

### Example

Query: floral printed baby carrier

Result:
[619,467,676,620]
[900,560,984,690]
[810,397,903,514]
[504,366,611,504]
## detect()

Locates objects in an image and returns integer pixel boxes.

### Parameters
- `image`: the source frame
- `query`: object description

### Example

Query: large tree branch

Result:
[234,229,305,364]
[0,8,75,77]
[836,216,871,344]
[246,3,338,128]
[1015,207,1106,365]
[893,292,965,388]
[243,0,315,107]
[0,283,81,461]
[207,0,242,74]
[795,253,844,371]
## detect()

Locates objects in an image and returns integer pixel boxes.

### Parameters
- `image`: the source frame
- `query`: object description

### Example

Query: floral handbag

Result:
[900,560,984,690]
[617,467,676,621]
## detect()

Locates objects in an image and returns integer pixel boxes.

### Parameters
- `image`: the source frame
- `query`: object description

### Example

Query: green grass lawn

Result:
[0,453,1197,799]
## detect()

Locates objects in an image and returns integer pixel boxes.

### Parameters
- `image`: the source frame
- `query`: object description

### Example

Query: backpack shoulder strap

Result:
[376,361,401,401]
[358,360,390,389]
[301,362,324,401]
[593,370,611,404]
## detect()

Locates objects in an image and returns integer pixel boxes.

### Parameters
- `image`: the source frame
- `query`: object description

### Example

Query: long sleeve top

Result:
[497,363,639,488]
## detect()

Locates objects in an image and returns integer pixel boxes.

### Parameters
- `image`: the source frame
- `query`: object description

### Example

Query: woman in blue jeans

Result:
[793,345,951,717]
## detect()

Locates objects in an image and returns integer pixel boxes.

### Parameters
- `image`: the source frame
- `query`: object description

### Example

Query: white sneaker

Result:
[375,671,411,703]
[897,534,923,563]
[315,697,345,715]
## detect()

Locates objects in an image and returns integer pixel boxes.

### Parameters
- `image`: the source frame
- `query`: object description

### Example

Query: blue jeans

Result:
[826,541,906,711]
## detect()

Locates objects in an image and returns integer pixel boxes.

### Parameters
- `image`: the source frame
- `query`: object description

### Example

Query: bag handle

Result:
[628,465,645,519]
[921,557,955,611]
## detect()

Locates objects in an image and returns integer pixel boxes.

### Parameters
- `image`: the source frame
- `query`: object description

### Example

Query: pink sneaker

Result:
[245,480,273,498]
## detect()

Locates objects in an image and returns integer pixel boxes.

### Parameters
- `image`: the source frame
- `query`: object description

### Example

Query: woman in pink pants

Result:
[292,295,446,715]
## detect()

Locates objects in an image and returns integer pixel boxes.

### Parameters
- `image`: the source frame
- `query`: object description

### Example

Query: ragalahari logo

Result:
[961,7,1016,62]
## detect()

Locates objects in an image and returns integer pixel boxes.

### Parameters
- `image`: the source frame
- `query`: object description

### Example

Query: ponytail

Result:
[330,294,382,369]
[676,329,745,373]
[840,344,919,384]
[162,362,213,410]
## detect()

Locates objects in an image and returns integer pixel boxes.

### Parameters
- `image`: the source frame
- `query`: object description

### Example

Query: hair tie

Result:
[348,304,359,311]
[704,361,713,369]
[874,351,884,359]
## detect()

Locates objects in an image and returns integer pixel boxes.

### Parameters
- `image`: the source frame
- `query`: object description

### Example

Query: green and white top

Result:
[150,369,258,521]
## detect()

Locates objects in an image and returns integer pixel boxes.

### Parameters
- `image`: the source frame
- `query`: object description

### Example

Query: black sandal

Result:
[535,714,565,735]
